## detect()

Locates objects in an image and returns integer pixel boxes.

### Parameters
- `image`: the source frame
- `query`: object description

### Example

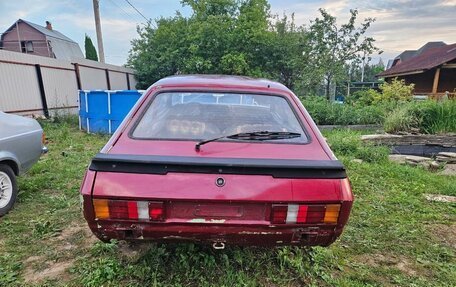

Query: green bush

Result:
[377,78,414,103]
[302,96,385,125]
[346,89,381,106]
[347,78,414,106]
[384,99,456,134]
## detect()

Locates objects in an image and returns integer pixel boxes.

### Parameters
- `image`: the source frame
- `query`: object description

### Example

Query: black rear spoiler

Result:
[89,153,347,179]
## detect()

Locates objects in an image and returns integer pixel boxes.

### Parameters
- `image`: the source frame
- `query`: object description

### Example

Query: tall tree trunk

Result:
[325,75,331,100]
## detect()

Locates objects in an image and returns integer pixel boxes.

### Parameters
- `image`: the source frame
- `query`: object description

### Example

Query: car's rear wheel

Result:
[0,164,18,217]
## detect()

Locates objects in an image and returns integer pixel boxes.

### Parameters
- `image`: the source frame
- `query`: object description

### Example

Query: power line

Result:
[107,0,156,28]
[107,0,140,21]
[123,0,150,24]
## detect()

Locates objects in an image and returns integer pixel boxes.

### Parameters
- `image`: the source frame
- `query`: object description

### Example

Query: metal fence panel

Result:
[0,62,43,113]
[79,66,108,90]
[108,71,128,90]
[0,49,137,115]
[41,67,79,109]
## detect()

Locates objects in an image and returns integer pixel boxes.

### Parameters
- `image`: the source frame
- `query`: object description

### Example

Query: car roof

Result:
[152,75,291,93]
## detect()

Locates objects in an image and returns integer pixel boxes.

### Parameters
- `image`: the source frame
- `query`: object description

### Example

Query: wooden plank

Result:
[362,134,456,147]
[318,124,382,131]
[432,67,441,95]
[382,70,425,78]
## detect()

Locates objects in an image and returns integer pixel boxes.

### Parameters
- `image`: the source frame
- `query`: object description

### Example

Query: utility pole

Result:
[92,0,105,63]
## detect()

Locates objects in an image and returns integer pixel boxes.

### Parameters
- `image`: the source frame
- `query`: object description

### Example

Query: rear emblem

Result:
[215,177,225,187]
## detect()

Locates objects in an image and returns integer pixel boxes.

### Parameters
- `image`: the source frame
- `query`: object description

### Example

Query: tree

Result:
[303,9,379,100]
[128,1,379,95]
[268,14,307,90]
[128,0,276,88]
[84,34,98,61]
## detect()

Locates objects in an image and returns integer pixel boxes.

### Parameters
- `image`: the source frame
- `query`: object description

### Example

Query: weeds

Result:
[384,99,456,134]
[304,95,456,135]
[323,129,389,163]
[302,96,386,125]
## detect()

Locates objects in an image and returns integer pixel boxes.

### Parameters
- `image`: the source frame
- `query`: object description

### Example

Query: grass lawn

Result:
[0,118,454,286]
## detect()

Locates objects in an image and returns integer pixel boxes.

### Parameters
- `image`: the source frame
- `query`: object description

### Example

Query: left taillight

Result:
[93,199,165,221]
[271,204,341,225]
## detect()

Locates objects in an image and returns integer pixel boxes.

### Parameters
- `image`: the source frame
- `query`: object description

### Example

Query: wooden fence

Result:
[431,92,456,100]
[417,91,456,100]
[0,49,137,116]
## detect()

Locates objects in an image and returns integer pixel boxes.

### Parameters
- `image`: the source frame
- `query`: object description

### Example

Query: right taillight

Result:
[93,199,165,221]
[323,204,341,224]
[271,203,341,225]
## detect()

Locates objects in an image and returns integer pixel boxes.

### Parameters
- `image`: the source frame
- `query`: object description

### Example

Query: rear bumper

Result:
[87,221,343,247]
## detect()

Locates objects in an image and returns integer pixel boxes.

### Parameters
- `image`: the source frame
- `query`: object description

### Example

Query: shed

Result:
[378,43,456,98]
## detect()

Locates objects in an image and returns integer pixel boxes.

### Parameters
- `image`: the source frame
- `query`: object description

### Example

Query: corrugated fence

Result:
[0,49,137,116]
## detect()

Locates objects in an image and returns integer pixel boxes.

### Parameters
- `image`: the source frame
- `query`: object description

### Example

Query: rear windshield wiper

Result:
[195,131,301,151]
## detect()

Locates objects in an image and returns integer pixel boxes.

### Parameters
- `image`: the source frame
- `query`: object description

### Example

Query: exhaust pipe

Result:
[212,242,226,250]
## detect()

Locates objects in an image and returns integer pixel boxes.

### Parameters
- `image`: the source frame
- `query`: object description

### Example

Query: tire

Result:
[0,164,18,217]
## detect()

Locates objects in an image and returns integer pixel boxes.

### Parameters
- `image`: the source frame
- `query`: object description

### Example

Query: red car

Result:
[80,75,353,248]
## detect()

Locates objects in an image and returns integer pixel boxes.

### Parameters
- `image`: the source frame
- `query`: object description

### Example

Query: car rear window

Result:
[131,92,308,143]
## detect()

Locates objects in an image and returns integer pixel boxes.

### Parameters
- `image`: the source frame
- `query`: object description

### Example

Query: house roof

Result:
[48,37,84,60]
[2,19,77,43]
[20,19,76,43]
[1,19,84,60]
[416,41,446,54]
[396,50,417,62]
[378,43,456,77]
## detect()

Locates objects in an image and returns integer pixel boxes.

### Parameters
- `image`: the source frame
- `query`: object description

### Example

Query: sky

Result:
[0,0,455,66]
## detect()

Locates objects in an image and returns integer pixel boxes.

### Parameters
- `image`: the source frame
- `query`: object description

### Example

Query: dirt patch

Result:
[395,260,417,277]
[357,253,420,277]
[55,224,84,241]
[23,259,74,283]
[52,223,98,251]
[21,223,98,284]
[23,255,45,264]
[428,224,456,249]
[118,241,153,262]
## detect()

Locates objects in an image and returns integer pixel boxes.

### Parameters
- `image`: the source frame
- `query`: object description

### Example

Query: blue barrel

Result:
[79,90,143,134]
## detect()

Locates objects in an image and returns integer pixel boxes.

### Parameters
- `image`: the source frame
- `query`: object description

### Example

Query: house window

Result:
[21,41,34,53]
